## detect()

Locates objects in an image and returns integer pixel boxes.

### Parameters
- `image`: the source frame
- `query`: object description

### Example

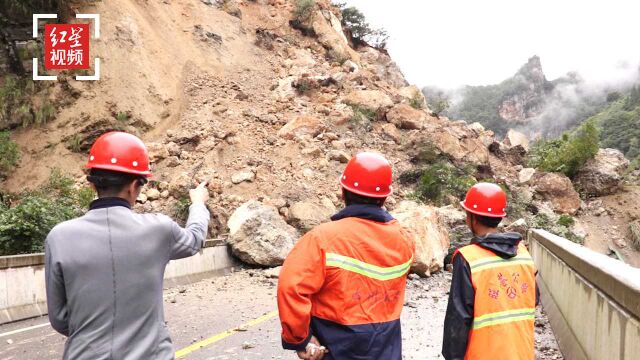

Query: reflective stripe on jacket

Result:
[454,243,536,360]
[277,205,414,359]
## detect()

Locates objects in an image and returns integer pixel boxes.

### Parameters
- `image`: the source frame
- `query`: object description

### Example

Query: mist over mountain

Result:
[424,56,640,139]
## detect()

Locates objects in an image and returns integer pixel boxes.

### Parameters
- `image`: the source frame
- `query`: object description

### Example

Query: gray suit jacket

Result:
[45,201,209,360]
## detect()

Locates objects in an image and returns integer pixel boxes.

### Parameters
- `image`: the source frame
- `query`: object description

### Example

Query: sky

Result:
[344,0,640,88]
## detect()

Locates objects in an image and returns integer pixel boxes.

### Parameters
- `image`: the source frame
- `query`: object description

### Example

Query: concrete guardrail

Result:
[0,240,236,325]
[529,229,640,360]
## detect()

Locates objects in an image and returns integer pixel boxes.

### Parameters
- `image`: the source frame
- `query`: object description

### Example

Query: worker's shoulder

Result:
[453,243,484,261]
[132,211,175,226]
[46,214,89,242]
[311,217,403,235]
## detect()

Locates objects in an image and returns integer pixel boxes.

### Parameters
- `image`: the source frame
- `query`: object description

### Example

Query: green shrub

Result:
[528,120,600,178]
[415,161,477,206]
[0,0,75,21]
[173,195,191,226]
[348,104,376,128]
[557,214,575,227]
[532,213,583,244]
[592,90,640,166]
[0,131,20,177]
[338,5,388,49]
[77,187,96,209]
[1,75,49,128]
[294,0,315,22]
[429,97,450,116]
[0,195,77,254]
[35,100,56,125]
[68,134,82,153]
[116,112,129,123]
[293,77,317,94]
[409,93,425,110]
[0,169,92,255]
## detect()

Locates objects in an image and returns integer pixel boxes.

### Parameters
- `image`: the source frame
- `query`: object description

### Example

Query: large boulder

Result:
[311,10,357,63]
[278,116,325,140]
[504,129,530,152]
[359,47,408,88]
[274,76,297,99]
[398,85,427,108]
[532,172,581,215]
[505,219,529,238]
[147,142,169,162]
[380,123,402,143]
[342,90,393,113]
[288,198,337,232]
[575,148,629,197]
[518,168,536,185]
[425,122,491,166]
[391,201,450,277]
[386,104,428,130]
[227,201,299,267]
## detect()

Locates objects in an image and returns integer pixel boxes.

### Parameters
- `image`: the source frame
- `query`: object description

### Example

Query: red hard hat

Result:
[86,132,152,177]
[340,152,392,198]
[460,183,507,218]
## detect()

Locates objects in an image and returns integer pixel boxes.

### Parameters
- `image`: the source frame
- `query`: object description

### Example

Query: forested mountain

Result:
[425,56,626,139]
[591,86,640,168]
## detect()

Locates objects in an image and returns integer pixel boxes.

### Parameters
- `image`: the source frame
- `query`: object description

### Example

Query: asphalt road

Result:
[0,269,560,360]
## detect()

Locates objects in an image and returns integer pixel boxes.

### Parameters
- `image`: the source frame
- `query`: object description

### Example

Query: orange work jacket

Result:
[455,243,536,360]
[277,212,414,359]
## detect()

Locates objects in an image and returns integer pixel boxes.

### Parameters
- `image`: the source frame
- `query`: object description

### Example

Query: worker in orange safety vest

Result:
[442,183,538,360]
[277,152,415,360]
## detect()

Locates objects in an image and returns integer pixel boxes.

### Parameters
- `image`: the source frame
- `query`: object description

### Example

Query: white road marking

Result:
[0,323,50,338]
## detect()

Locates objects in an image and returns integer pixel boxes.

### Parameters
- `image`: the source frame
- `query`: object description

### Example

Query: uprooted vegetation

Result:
[0,170,94,256]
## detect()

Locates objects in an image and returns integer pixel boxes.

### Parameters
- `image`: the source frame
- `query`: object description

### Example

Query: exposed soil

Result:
[576,185,640,266]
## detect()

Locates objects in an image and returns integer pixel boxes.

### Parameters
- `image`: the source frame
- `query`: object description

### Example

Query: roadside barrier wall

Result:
[530,229,640,360]
[0,241,235,324]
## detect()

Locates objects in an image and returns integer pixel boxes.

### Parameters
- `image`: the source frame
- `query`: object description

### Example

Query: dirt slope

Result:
[576,185,640,266]
[5,0,267,190]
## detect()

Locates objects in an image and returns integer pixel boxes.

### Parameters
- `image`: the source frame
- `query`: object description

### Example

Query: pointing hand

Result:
[189,181,209,205]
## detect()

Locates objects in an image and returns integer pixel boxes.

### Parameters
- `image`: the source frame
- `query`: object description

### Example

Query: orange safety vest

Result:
[455,243,536,360]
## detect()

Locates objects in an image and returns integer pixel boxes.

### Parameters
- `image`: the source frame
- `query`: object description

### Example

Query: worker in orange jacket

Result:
[442,183,538,360]
[277,152,415,360]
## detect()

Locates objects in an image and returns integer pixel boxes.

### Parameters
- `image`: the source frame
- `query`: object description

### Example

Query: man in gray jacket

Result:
[45,131,210,360]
